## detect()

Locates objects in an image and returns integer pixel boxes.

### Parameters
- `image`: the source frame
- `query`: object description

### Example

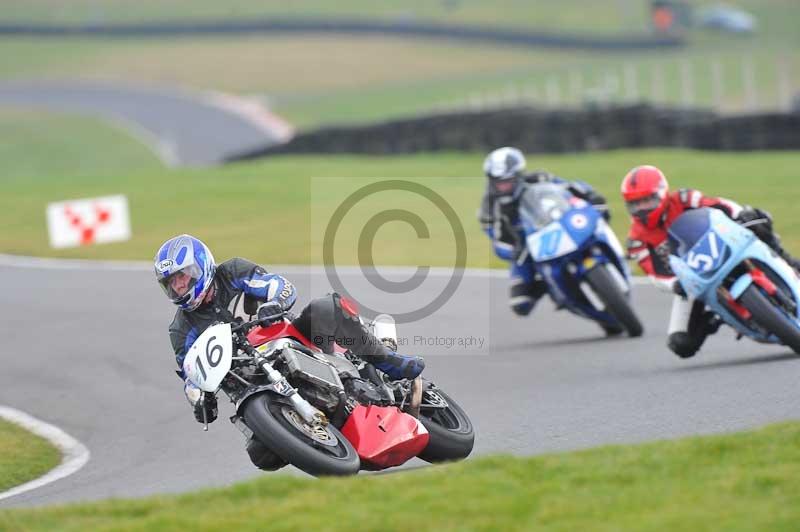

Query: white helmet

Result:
[483,147,526,196]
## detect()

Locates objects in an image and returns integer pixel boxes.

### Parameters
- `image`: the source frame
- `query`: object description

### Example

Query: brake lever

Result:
[200,394,208,432]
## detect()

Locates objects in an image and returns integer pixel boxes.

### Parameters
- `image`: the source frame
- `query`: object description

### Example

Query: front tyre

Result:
[417,388,474,463]
[739,285,800,354]
[585,266,644,338]
[242,393,360,476]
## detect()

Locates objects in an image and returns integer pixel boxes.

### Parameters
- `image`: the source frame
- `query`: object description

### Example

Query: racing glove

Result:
[184,381,218,424]
[567,183,610,221]
[672,279,687,298]
[257,300,285,324]
[735,206,774,242]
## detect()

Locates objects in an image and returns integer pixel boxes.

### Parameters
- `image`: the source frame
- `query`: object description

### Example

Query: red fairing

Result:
[247,320,349,353]
[341,405,429,469]
[246,321,321,351]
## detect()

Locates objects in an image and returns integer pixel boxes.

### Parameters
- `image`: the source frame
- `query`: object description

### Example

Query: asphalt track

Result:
[1,258,799,508]
[0,81,292,167]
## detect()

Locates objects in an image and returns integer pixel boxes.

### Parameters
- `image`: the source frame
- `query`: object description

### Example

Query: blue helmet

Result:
[154,234,216,311]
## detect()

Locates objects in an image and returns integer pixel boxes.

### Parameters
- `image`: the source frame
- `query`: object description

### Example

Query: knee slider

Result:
[332,292,361,322]
[668,332,699,358]
[510,298,534,316]
[510,281,540,316]
[246,437,286,471]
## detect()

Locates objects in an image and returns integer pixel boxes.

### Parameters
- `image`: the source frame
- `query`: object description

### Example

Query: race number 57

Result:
[687,232,720,272]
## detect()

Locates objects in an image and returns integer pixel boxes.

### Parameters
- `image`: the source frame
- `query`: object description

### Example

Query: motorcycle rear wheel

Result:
[739,285,800,354]
[417,388,475,463]
[242,393,360,476]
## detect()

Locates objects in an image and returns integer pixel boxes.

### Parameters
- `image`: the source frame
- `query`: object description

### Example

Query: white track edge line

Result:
[0,253,651,284]
[0,406,90,502]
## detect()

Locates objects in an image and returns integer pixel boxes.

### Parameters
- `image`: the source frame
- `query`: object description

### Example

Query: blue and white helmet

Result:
[483,147,526,197]
[154,234,216,311]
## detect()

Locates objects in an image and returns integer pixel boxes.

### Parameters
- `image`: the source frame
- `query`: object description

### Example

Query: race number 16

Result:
[195,335,223,381]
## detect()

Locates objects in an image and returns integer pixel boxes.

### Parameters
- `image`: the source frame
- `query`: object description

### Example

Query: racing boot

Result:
[370,352,425,381]
[667,332,703,359]
[509,276,547,317]
[600,323,624,337]
[246,436,286,471]
[668,297,712,359]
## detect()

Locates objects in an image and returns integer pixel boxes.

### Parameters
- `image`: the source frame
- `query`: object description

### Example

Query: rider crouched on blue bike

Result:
[477,147,611,324]
[621,165,800,358]
[154,234,424,469]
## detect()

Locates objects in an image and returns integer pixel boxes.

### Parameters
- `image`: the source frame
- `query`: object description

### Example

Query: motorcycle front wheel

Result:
[739,285,800,354]
[242,393,360,476]
[585,265,644,338]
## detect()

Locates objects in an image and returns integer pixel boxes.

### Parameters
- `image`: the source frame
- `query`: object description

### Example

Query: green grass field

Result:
[0,0,650,33]
[3,0,797,44]
[0,419,61,493]
[1,1,797,127]
[1,111,798,268]
[1,421,799,531]
[0,109,162,177]
[3,35,796,128]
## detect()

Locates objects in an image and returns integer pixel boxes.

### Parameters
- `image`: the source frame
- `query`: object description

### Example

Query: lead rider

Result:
[154,234,424,469]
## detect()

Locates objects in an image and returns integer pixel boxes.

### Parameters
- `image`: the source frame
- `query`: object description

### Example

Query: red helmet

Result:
[621,165,669,228]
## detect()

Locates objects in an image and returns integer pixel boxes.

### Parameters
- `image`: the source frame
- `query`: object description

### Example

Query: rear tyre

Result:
[242,393,360,476]
[585,266,644,338]
[417,388,474,463]
[739,285,800,354]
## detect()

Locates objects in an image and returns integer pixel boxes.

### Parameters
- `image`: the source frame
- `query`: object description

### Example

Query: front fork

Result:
[257,357,328,427]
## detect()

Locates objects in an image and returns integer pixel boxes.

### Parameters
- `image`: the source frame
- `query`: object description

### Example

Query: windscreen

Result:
[518,183,571,228]
[667,208,712,257]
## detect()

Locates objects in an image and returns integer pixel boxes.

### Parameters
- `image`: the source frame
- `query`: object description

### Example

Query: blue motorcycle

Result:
[668,207,800,353]
[517,182,643,337]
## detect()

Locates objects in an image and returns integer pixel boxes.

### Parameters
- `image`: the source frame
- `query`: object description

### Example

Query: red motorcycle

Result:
[182,309,474,476]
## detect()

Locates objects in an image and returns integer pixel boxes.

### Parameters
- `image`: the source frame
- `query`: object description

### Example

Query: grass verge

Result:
[1,421,799,531]
[0,109,162,177]
[0,418,62,494]
[2,126,799,269]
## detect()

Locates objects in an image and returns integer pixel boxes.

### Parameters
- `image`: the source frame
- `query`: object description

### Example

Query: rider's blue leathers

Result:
[169,258,424,385]
[478,172,609,315]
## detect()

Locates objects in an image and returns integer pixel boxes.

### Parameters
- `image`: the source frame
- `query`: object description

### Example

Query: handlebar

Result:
[230,308,289,334]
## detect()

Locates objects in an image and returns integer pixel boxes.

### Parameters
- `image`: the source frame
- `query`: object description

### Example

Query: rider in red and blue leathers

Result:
[478,147,611,326]
[621,164,800,358]
[154,234,424,470]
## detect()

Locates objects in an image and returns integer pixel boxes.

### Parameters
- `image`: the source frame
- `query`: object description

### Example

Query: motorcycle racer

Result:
[154,234,424,469]
[621,164,800,358]
[477,147,612,325]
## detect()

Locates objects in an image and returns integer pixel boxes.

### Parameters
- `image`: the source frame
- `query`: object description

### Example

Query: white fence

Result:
[434,53,797,115]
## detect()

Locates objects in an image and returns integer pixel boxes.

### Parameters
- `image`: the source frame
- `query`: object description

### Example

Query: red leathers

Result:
[621,166,742,291]
[621,165,742,358]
